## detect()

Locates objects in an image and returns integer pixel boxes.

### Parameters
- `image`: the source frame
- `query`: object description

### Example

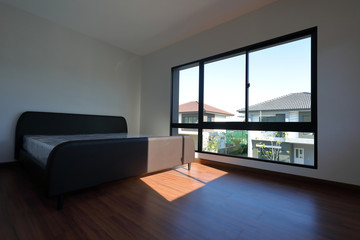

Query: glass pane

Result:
[202,130,248,157]
[248,131,314,166]
[299,112,311,122]
[172,64,199,123]
[202,130,315,166]
[248,37,311,122]
[204,54,246,122]
[172,128,198,151]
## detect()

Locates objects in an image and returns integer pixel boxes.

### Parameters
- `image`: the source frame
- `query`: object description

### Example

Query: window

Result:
[182,115,197,123]
[171,27,317,168]
[171,64,199,124]
[299,112,311,122]
[260,114,285,122]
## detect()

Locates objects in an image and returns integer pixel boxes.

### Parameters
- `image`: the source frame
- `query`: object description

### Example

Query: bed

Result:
[15,111,195,209]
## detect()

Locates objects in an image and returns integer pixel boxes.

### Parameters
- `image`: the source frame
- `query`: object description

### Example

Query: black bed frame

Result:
[15,111,150,210]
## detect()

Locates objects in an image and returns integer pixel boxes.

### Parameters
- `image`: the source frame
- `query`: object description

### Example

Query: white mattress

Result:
[23,133,148,168]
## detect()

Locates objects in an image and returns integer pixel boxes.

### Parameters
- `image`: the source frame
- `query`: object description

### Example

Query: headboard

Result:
[15,111,128,159]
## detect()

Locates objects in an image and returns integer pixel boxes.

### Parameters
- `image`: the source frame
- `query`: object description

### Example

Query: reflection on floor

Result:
[140,163,227,201]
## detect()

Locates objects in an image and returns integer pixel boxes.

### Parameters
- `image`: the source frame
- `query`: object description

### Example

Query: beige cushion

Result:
[147,136,195,172]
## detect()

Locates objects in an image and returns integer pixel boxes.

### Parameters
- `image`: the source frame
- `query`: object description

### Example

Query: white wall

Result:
[0,3,142,163]
[140,0,360,186]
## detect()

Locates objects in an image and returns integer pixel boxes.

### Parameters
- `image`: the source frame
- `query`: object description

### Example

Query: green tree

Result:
[225,131,248,156]
[205,133,225,153]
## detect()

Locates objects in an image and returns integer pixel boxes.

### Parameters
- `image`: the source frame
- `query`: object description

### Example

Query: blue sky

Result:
[178,37,311,117]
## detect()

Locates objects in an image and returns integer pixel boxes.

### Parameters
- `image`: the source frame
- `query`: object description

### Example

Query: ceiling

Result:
[1,0,278,55]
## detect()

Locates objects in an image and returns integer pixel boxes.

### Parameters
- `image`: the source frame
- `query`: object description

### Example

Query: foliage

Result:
[227,144,248,156]
[225,131,248,156]
[204,131,248,155]
[226,131,248,145]
[204,134,225,153]
[257,131,289,162]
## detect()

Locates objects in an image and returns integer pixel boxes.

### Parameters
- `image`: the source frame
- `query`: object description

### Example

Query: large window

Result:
[171,27,317,168]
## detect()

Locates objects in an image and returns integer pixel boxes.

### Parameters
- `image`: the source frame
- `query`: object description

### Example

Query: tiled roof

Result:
[238,92,311,113]
[179,101,234,116]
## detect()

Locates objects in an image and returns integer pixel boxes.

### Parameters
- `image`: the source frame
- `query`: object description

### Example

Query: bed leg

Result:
[188,163,191,170]
[57,194,64,210]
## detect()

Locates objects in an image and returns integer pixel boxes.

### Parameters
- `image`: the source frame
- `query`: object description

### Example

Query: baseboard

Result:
[195,158,360,192]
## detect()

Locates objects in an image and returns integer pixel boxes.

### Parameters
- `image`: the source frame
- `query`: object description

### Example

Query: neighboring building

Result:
[178,95,314,165]
[237,92,311,123]
[178,101,234,123]
[237,92,314,165]
[178,101,234,150]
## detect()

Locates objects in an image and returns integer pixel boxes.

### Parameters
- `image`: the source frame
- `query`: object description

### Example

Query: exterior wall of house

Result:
[251,140,314,166]
[249,114,259,122]
[179,112,229,123]
[249,110,311,123]
[289,111,299,122]
[293,143,314,166]
[249,111,289,122]
[214,115,227,121]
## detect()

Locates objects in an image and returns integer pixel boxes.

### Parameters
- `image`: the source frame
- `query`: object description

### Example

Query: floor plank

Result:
[0,162,359,240]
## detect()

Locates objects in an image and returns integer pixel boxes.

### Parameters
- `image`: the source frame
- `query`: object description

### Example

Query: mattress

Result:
[23,133,148,168]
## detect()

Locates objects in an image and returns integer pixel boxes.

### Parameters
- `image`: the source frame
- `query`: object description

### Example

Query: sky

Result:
[178,37,311,119]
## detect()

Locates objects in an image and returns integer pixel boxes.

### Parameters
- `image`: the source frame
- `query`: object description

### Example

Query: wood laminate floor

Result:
[0,162,359,240]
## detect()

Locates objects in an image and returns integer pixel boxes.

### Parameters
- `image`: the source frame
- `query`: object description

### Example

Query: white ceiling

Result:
[1,0,278,55]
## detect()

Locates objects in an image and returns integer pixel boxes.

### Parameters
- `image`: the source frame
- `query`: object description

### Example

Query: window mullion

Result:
[198,61,204,151]
[245,50,250,123]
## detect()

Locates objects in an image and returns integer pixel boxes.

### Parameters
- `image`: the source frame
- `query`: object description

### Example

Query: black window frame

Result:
[170,27,317,169]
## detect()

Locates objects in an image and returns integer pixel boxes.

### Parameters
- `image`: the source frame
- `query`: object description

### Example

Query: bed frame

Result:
[15,111,194,209]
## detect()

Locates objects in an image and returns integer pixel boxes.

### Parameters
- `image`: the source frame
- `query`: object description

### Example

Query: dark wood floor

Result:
[0,162,359,240]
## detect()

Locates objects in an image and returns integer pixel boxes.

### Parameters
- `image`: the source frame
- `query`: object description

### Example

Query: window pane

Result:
[202,130,248,157]
[172,128,198,151]
[204,54,246,122]
[202,130,314,166]
[172,64,199,123]
[248,37,311,122]
[299,111,311,122]
[248,131,314,166]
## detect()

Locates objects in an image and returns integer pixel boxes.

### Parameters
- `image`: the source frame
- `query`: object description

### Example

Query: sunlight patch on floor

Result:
[140,163,227,202]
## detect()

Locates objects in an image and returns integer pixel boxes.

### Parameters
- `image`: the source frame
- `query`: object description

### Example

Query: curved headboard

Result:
[15,111,128,159]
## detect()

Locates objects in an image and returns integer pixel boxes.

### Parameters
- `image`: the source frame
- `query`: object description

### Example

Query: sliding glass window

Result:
[204,53,246,122]
[171,27,317,168]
